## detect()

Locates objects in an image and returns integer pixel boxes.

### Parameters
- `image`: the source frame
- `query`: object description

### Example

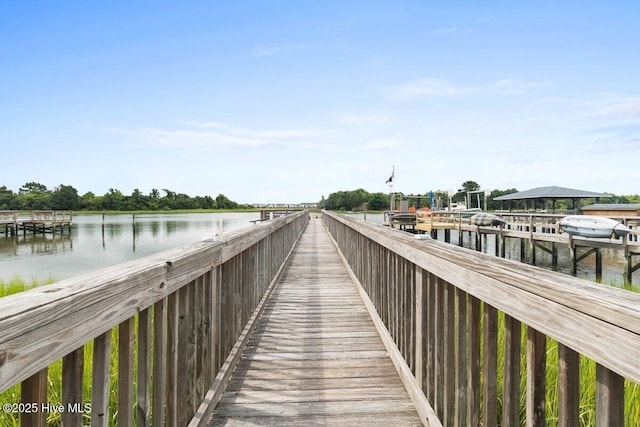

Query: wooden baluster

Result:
[118,317,135,427]
[62,347,84,427]
[21,368,47,427]
[526,328,546,427]
[595,364,624,427]
[91,331,112,426]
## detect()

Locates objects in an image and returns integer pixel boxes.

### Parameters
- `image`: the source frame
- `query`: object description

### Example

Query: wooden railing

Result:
[323,210,640,426]
[0,210,308,426]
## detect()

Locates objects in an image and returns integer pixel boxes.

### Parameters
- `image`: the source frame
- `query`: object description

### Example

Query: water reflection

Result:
[0,212,260,282]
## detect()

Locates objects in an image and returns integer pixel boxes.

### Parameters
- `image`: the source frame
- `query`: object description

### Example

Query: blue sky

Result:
[2,1,639,204]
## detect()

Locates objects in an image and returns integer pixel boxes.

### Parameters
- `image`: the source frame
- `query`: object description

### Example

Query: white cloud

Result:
[111,121,335,150]
[253,43,306,57]
[432,26,474,35]
[591,97,640,119]
[384,77,550,99]
[178,120,334,139]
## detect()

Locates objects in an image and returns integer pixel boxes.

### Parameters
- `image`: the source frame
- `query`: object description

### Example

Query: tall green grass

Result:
[491,311,640,425]
[0,276,123,426]
[0,275,55,298]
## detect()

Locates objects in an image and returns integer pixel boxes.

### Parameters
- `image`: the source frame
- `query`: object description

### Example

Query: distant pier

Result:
[0,210,72,236]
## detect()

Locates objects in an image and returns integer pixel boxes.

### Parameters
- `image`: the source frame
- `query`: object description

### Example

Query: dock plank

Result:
[207,219,423,426]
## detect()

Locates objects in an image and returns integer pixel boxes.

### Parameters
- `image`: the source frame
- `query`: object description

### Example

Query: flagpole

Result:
[388,165,395,211]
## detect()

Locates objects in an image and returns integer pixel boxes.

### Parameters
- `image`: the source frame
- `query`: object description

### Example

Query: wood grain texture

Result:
[206,219,425,426]
[323,211,640,384]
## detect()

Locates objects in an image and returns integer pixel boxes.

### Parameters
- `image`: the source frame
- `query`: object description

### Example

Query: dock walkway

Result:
[207,218,423,426]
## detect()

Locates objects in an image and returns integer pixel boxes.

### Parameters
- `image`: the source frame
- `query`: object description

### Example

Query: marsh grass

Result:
[0,275,55,297]
[0,278,124,426]
[490,311,640,426]
[2,277,638,425]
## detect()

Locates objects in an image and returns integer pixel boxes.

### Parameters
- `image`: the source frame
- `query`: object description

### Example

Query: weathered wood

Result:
[0,212,307,394]
[91,331,111,427]
[467,296,481,426]
[557,343,579,427]
[455,288,467,427]
[1,211,309,427]
[443,283,455,426]
[152,299,166,427]
[118,317,135,427]
[137,307,152,427]
[596,364,624,427]
[62,347,84,427]
[21,368,47,427]
[323,212,640,384]
[526,327,546,427]
[483,304,498,427]
[206,219,428,426]
[323,211,640,425]
[415,267,425,388]
[503,315,521,426]
[166,291,179,427]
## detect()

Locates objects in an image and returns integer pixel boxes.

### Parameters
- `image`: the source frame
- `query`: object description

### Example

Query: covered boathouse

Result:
[493,185,610,213]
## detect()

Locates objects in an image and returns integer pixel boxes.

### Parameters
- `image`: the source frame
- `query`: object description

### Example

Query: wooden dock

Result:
[0,211,18,236]
[207,218,423,426]
[5,210,640,425]
[0,210,72,235]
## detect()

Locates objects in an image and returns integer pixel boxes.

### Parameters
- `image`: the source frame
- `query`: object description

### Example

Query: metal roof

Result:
[582,204,640,211]
[493,186,610,201]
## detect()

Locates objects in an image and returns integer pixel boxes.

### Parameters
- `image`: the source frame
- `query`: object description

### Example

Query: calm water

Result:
[1,211,634,288]
[345,212,635,288]
[0,212,259,282]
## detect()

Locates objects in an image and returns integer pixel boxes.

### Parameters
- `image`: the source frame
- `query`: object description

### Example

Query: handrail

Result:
[0,210,309,426]
[322,210,640,425]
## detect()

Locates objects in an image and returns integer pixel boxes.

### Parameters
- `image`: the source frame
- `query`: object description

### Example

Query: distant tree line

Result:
[322,181,639,212]
[0,182,248,211]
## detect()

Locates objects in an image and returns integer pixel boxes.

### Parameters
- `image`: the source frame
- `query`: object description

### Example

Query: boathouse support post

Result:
[528,215,535,265]
[569,236,577,276]
[595,248,603,282]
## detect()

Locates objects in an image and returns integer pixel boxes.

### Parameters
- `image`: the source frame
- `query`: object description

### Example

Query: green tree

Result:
[129,188,150,210]
[0,186,16,209]
[487,188,518,211]
[453,180,481,203]
[215,194,237,209]
[16,182,51,209]
[51,185,80,210]
[366,192,388,210]
[80,192,102,210]
[19,182,48,194]
[102,188,125,210]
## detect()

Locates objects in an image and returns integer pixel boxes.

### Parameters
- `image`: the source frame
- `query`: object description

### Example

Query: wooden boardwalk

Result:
[207,218,423,426]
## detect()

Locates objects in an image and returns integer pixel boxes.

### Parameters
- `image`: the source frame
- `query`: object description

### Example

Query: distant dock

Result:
[0,210,72,236]
[250,208,305,223]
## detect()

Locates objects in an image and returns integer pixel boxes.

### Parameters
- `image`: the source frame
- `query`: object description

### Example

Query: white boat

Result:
[558,215,630,238]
